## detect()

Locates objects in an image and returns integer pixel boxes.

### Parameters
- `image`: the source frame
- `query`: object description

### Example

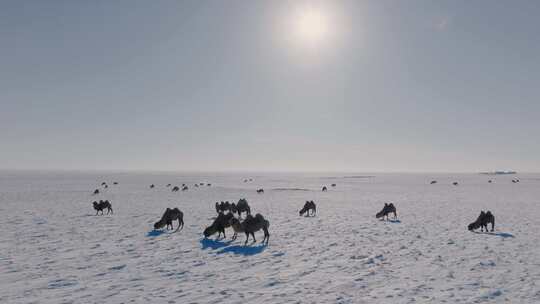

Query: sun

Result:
[295,7,329,46]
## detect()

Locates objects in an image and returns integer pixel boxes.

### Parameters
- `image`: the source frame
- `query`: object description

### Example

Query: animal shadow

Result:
[474,231,515,238]
[200,238,233,250]
[217,244,267,256]
[146,230,166,237]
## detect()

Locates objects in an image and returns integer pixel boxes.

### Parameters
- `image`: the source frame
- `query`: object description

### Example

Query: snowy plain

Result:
[1,171,539,303]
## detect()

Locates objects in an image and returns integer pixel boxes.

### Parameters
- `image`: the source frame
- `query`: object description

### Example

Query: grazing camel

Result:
[256,188,264,194]
[234,199,251,218]
[331,183,336,187]
[93,189,100,195]
[203,212,234,239]
[154,208,184,231]
[93,200,113,215]
[453,182,459,186]
[430,180,437,184]
[113,182,118,185]
[230,214,270,245]
[376,203,397,220]
[488,180,493,183]
[101,182,107,186]
[207,183,211,186]
[322,186,328,192]
[172,186,180,192]
[182,186,188,191]
[299,200,316,217]
[468,211,495,232]
[150,184,155,189]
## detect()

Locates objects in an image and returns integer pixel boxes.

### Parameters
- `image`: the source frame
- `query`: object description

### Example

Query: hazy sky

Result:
[1,1,539,172]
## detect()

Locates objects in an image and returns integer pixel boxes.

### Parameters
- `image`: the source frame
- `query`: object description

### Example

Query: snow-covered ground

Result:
[1,171,539,303]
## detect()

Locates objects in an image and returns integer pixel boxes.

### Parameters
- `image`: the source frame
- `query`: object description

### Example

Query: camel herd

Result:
[90,178,503,246]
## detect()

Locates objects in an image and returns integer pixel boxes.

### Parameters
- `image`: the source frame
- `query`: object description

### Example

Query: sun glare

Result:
[295,7,329,46]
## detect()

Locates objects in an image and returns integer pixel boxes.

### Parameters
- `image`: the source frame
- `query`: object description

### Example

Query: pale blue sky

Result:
[1,1,539,172]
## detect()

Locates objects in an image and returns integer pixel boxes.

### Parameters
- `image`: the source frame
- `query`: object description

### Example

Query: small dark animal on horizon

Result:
[93,189,100,195]
[331,183,336,187]
[150,184,155,189]
[430,180,437,184]
[322,186,327,192]
[257,188,264,194]
[182,186,188,191]
[453,182,459,186]
[154,208,184,231]
[93,200,113,215]
[172,186,180,192]
[376,203,397,221]
[468,211,495,232]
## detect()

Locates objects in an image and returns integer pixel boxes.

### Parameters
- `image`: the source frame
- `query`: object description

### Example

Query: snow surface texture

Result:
[1,171,539,303]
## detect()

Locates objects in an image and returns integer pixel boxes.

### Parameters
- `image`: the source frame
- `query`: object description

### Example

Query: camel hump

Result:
[255,213,265,221]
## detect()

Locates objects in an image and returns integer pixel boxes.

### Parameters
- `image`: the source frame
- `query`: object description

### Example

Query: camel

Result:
[93,200,113,215]
[453,182,459,186]
[182,186,188,191]
[230,214,270,245]
[322,186,327,192]
[257,189,264,194]
[203,212,234,239]
[154,208,184,231]
[468,211,495,232]
[172,186,180,192]
[215,201,231,213]
[150,184,155,189]
[234,199,251,218]
[299,200,316,217]
[376,203,397,220]
[430,180,437,184]
[93,189,100,195]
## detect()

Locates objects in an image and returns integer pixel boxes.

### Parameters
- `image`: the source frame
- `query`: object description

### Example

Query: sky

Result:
[1,1,540,172]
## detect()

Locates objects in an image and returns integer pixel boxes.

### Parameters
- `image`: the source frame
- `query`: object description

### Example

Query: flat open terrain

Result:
[1,171,539,303]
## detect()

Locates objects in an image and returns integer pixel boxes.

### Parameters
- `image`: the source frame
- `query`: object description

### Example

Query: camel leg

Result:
[95,210,98,216]
[232,232,237,241]
[244,232,250,246]
[251,232,256,243]
[491,220,495,232]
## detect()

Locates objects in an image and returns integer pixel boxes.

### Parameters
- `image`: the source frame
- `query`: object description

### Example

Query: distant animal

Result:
[154,208,184,231]
[172,186,180,192]
[453,182,459,186]
[322,186,327,192]
[93,200,113,215]
[93,189,100,195]
[256,188,264,194]
[203,212,234,239]
[468,211,495,232]
[331,183,336,187]
[488,180,492,183]
[430,180,437,184]
[376,203,397,220]
[234,199,251,217]
[249,178,253,181]
[101,182,107,186]
[244,179,248,183]
[104,184,108,189]
[230,214,270,245]
[299,200,316,217]
[512,179,520,183]
[215,201,231,213]
[150,184,155,189]
[207,183,211,186]
[113,182,118,185]
[182,186,188,191]
[166,184,171,187]
[199,183,204,186]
